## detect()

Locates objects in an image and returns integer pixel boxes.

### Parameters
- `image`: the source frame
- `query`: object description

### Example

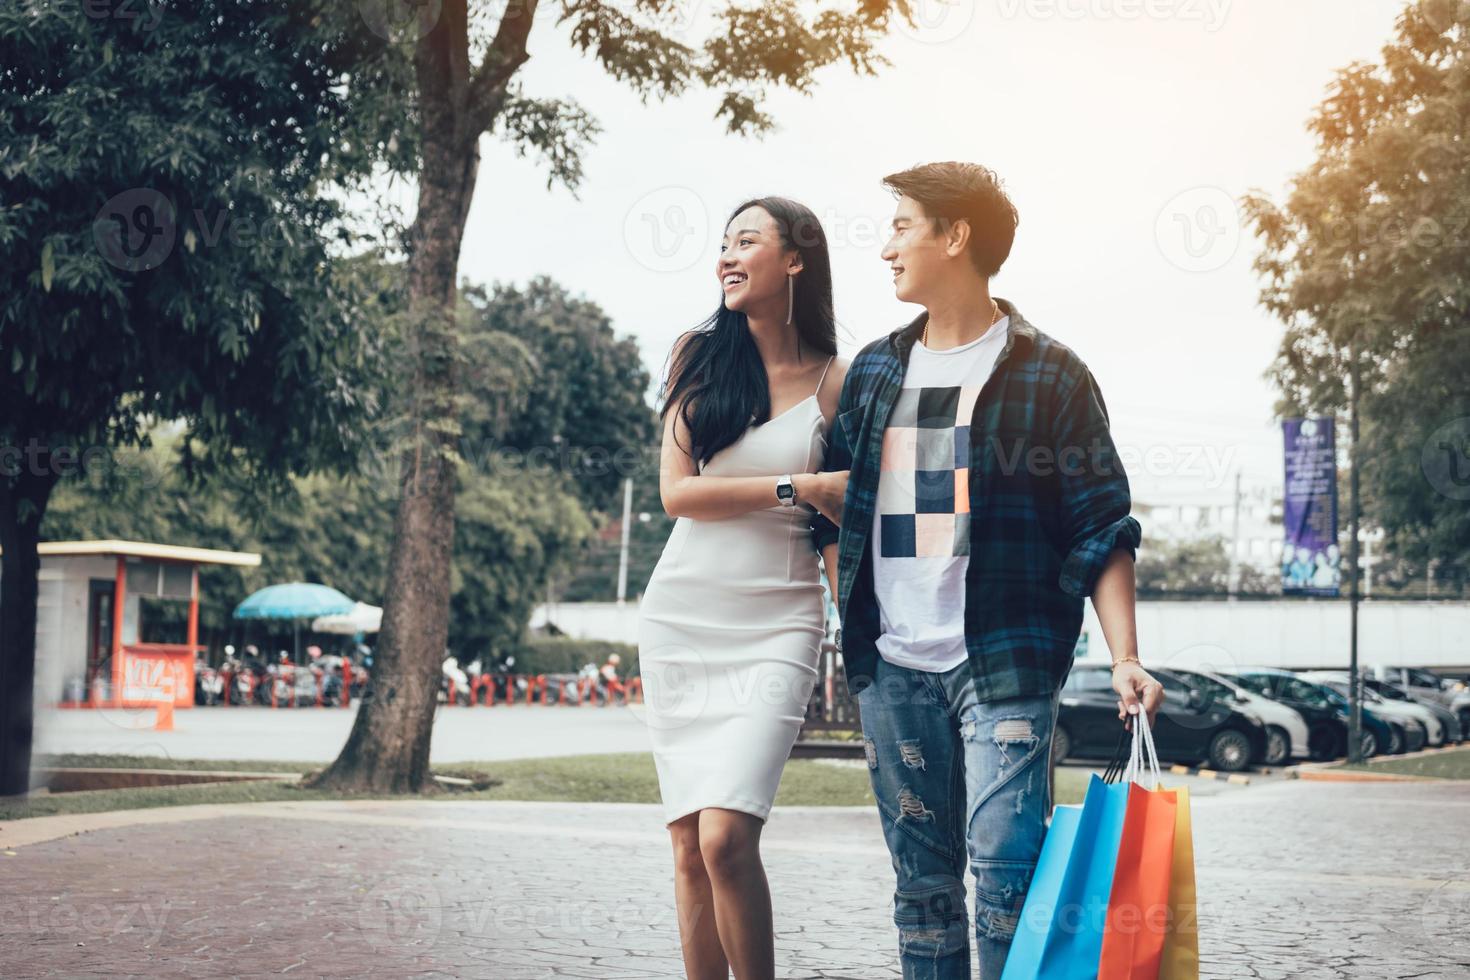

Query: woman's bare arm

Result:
[657,394,841,521]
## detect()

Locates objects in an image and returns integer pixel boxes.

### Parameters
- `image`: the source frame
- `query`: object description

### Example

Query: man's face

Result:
[880,195,948,306]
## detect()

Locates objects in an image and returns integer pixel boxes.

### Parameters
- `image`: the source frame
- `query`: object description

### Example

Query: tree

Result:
[1243,0,1470,579]
[310,0,916,793]
[0,2,400,796]
[462,276,657,516]
[1135,535,1279,597]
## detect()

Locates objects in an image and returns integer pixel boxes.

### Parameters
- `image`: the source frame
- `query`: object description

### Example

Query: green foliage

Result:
[1135,535,1279,597]
[1243,0,1470,573]
[557,0,899,137]
[41,265,672,660]
[510,635,637,676]
[0,1,404,479]
[460,276,658,517]
[559,445,675,602]
[452,469,594,659]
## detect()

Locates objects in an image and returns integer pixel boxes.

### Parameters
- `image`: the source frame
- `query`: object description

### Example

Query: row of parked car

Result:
[1055,663,1470,773]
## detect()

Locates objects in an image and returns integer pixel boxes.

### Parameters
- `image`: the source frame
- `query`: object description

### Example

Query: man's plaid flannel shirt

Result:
[810,297,1142,702]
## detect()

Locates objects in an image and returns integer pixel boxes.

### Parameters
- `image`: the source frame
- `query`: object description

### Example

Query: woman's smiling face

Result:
[717,205,799,315]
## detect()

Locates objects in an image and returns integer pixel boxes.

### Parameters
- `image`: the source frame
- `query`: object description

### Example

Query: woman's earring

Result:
[786,275,795,325]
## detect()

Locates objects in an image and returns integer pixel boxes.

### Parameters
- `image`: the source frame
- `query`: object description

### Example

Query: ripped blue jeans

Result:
[857,654,1059,980]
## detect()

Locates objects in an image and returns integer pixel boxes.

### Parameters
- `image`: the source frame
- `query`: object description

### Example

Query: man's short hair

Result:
[882,162,1019,278]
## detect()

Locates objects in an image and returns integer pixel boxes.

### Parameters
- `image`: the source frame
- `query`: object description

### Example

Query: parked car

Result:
[1453,689,1470,742]
[1365,665,1465,711]
[1219,668,1387,758]
[1057,664,1267,772]
[1167,667,1311,765]
[1301,671,1440,748]
[1360,677,1463,744]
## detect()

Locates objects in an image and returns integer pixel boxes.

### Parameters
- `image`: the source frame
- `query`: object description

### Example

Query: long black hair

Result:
[658,196,837,469]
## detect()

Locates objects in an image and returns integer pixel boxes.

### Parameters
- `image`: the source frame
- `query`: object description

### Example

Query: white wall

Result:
[1078,600,1470,671]
[530,601,642,646]
[533,598,1470,673]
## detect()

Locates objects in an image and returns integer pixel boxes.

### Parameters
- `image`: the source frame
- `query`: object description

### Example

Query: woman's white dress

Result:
[638,356,835,825]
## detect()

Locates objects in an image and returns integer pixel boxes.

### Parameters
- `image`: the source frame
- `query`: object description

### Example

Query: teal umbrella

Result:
[234,583,356,663]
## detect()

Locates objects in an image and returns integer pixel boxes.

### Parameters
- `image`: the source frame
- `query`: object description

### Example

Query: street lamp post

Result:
[1346,334,1364,763]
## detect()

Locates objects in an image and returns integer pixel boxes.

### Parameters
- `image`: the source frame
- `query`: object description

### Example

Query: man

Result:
[809,161,1164,979]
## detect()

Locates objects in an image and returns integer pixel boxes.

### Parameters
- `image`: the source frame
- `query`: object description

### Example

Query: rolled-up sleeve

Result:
[1052,364,1142,598]
[809,369,856,553]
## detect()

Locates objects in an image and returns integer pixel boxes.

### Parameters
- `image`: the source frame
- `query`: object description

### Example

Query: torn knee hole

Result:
[898,740,926,770]
[897,786,934,821]
[994,718,1034,741]
[993,718,1039,764]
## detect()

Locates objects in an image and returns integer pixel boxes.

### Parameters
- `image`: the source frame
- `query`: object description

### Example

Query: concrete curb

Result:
[1291,767,1441,782]
[1166,763,1252,785]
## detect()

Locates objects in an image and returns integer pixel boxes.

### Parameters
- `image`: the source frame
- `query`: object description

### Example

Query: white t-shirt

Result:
[871,315,1010,672]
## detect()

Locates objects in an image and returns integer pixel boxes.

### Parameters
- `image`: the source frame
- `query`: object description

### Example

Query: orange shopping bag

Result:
[1098,711,1177,980]
[1158,782,1198,980]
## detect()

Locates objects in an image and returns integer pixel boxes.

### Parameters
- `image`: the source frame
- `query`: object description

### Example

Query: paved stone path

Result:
[2,778,1467,978]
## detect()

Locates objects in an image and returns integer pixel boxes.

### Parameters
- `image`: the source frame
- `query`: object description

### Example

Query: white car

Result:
[1301,671,1445,746]
[1171,668,1311,764]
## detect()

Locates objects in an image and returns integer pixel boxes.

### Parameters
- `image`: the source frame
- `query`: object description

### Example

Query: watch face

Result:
[777,484,794,499]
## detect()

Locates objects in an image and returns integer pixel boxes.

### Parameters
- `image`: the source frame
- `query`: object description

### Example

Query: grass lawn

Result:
[1339,745,1470,780]
[5,753,1091,821]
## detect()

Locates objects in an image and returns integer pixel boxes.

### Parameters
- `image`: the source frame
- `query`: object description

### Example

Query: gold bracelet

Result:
[1110,656,1141,671]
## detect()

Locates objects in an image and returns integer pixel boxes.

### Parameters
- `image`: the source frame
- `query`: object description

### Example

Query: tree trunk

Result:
[0,467,59,798]
[307,6,487,793]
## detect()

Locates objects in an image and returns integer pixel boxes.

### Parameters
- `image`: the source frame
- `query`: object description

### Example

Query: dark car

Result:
[1200,669,1346,762]
[1223,668,1407,757]
[1056,664,1268,772]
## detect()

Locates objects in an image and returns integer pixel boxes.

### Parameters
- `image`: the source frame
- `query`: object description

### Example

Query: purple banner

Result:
[1281,418,1340,596]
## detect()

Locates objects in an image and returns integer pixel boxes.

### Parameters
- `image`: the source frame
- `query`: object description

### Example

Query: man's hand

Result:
[797,470,849,527]
[1113,662,1165,732]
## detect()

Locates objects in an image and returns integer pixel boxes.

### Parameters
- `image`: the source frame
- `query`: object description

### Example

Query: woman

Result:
[638,196,849,980]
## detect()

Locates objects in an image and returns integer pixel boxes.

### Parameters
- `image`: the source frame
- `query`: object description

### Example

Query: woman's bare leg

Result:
[669,811,729,979]
[698,807,774,980]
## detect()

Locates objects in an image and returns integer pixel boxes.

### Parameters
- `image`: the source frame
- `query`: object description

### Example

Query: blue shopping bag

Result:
[1002,731,1132,980]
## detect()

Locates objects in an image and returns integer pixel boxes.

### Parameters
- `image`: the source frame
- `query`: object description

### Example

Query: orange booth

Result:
[18,540,262,708]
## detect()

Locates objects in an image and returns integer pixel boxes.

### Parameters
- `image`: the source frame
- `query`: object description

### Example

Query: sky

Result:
[403,0,1408,516]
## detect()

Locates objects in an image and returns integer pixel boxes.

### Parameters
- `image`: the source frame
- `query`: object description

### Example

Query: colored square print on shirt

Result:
[876,384,983,558]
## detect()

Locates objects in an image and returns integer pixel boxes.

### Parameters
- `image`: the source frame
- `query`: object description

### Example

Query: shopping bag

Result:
[1002,727,1132,980]
[1098,712,1177,979]
[1157,782,1198,980]
[1000,802,1081,980]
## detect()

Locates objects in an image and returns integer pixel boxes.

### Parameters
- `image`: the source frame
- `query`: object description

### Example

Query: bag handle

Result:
[1121,708,1163,788]
[1101,722,1131,784]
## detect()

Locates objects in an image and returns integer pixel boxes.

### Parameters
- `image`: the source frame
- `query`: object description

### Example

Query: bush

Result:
[511,636,639,678]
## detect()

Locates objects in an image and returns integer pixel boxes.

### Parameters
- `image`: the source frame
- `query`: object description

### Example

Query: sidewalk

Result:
[34,702,654,763]
[2,778,1467,978]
